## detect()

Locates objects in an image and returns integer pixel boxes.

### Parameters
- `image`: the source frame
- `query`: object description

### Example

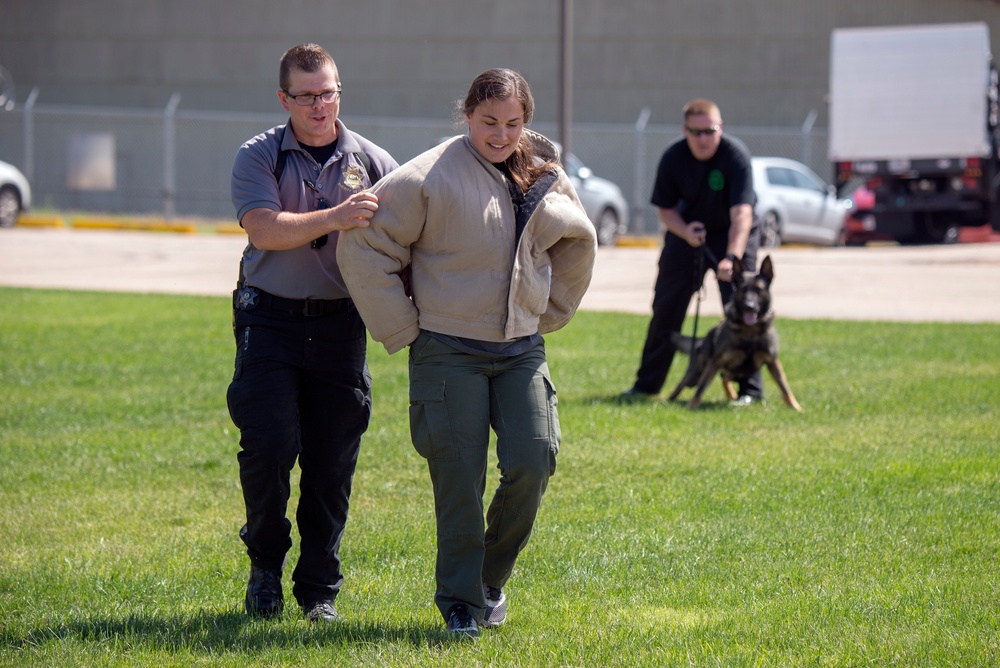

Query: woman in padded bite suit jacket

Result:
[337,68,596,638]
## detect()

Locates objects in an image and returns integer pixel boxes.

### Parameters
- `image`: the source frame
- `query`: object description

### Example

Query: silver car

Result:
[752,156,849,247]
[563,152,629,246]
[437,137,629,246]
[0,159,31,228]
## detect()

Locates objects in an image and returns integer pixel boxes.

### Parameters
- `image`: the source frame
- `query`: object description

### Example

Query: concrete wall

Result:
[4,0,1000,230]
[2,0,1000,127]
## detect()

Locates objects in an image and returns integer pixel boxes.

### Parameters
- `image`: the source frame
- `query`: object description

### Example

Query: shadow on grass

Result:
[583,392,737,412]
[2,609,455,654]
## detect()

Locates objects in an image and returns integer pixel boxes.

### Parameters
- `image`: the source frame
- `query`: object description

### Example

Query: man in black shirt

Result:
[622,98,763,403]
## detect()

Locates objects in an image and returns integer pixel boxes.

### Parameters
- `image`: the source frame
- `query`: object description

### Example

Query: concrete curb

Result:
[14,214,65,228]
[17,214,244,235]
[71,217,198,233]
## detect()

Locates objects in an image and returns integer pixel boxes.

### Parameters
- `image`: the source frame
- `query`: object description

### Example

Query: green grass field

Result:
[1,287,997,667]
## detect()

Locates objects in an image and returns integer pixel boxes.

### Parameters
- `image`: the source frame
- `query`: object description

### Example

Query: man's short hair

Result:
[682,98,721,122]
[279,43,338,91]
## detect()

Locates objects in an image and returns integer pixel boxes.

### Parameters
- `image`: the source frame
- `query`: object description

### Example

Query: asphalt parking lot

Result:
[1,227,999,323]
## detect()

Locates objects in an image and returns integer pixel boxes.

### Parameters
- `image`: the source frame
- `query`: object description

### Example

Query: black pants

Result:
[632,228,763,398]
[227,302,371,607]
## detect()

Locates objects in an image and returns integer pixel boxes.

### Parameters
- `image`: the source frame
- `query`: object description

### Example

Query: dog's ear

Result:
[730,256,746,287]
[759,256,774,285]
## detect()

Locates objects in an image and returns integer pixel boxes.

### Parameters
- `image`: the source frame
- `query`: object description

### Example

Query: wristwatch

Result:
[725,253,739,264]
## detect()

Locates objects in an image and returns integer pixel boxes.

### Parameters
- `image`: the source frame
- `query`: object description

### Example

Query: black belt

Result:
[234,286,353,317]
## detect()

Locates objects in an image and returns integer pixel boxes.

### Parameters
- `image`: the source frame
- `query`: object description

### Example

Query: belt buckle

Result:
[303,299,323,317]
[236,286,259,311]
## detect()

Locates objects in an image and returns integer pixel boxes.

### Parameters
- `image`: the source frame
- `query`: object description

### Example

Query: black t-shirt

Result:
[301,138,338,167]
[649,134,755,234]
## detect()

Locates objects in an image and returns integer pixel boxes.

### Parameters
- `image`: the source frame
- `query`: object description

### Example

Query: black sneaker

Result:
[303,600,339,623]
[482,585,506,627]
[245,566,283,618]
[619,387,656,402]
[445,604,479,639]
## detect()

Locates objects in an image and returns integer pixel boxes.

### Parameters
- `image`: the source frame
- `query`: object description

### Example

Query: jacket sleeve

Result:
[336,167,427,354]
[536,175,598,334]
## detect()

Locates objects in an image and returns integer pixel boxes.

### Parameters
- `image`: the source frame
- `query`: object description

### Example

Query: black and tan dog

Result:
[667,255,802,411]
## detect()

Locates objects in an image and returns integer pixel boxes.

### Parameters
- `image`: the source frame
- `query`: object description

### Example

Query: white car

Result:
[563,152,629,246]
[752,156,849,247]
[0,159,31,227]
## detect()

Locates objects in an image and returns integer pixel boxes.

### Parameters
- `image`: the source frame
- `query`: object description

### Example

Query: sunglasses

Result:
[304,179,331,249]
[685,125,721,137]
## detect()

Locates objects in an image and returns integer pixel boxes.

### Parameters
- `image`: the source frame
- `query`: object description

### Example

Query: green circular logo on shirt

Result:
[708,170,725,191]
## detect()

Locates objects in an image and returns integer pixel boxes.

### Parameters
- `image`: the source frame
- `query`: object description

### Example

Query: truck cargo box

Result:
[829,23,992,162]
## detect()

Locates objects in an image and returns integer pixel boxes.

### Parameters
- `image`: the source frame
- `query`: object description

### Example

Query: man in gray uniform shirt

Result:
[228,43,397,622]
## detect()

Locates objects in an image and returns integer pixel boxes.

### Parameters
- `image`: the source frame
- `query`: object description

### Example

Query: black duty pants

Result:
[632,228,763,398]
[226,301,371,607]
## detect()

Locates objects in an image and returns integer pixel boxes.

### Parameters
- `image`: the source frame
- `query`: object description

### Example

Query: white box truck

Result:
[829,23,1000,243]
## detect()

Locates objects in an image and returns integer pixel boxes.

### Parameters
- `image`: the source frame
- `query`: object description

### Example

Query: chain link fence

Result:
[0,97,828,236]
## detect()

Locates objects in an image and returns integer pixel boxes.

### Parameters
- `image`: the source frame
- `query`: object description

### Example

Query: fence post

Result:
[633,106,651,234]
[558,0,573,168]
[23,87,39,183]
[163,93,182,219]
[800,109,817,168]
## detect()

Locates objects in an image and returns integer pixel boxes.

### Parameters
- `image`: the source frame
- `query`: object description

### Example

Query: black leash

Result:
[689,245,720,347]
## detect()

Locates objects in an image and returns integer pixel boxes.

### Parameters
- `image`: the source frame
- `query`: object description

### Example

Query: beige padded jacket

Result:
[337,131,597,354]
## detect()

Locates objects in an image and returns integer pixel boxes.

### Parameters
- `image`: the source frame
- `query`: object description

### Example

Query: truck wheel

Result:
[940,224,960,244]
[916,216,960,245]
[760,211,781,247]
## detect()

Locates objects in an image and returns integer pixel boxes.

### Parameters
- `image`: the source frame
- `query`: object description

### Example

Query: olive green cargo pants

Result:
[408,332,561,623]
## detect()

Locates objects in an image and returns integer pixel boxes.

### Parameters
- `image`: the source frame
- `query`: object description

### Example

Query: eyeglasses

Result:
[685,125,720,137]
[283,88,341,106]
[304,179,332,248]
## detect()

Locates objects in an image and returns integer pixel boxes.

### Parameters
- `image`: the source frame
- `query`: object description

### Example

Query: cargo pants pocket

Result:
[408,379,458,461]
[542,375,561,476]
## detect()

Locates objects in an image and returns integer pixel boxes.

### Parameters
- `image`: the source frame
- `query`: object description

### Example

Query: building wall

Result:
[2,0,1000,127]
[3,0,1000,230]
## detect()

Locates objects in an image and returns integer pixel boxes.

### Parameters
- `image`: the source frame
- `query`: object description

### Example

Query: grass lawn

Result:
[0,286,997,666]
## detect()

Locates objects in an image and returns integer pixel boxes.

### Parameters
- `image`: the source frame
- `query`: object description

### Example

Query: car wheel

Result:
[594,207,620,247]
[835,225,847,246]
[760,210,781,248]
[0,185,22,228]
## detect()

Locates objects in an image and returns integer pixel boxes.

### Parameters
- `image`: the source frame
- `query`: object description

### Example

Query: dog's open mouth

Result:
[743,312,759,326]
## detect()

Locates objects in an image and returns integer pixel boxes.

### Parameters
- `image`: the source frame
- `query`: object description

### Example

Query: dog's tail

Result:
[670,331,701,356]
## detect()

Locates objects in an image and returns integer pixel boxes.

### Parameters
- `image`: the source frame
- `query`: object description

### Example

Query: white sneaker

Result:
[482,585,506,627]
[731,394,763,407]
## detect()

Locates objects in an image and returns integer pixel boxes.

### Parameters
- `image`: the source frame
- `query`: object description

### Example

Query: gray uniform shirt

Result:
[231,118,397,300]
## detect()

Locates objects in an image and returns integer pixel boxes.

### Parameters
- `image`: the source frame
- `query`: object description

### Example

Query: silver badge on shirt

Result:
[341,164,366,192]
